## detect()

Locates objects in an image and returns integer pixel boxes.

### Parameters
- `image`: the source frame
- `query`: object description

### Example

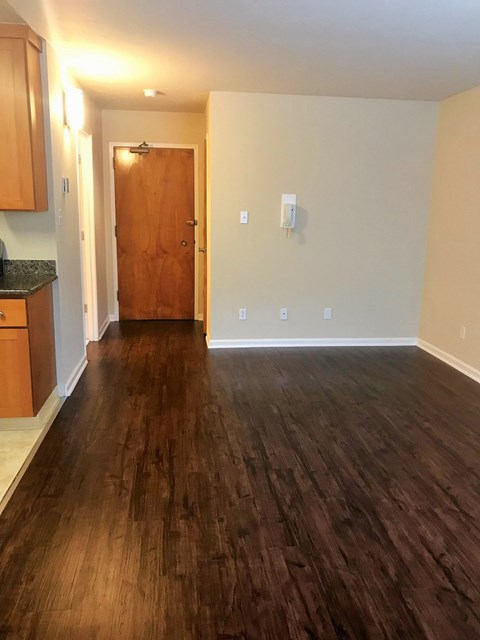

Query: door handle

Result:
[198,247,207,254]
[186,220,198,226]
[181,240,187,246]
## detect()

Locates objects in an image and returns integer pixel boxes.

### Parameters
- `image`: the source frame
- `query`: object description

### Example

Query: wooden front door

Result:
[114,147,195,320]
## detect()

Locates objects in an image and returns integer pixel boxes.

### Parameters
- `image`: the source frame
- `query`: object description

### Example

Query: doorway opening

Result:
[77,130,98,342]
[109,143,199,321]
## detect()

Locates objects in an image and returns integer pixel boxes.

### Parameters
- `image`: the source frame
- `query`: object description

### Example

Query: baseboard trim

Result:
[65,355,88,396]
[197,313,204,322]
[0,387,63,431]
[0,389,64,514]
[109,314,116,322]
[98,315,111,340]
[207,337,417,349]
[417,339,480,384]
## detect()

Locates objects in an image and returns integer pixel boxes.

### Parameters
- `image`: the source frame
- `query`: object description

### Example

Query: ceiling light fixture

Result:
[143,89,164,97]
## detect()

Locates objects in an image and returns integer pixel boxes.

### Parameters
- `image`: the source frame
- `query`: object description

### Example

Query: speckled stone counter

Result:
[0,260,57,298]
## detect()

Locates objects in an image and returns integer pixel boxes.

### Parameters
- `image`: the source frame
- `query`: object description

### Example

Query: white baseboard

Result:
[98,315,111,340]
[0,389,64,514]
[417,339,480,384]
[0,387,63,431]
[207,337,417,349]
[197,313,204,321]
[109,314,116,322]
[65,355,88,396]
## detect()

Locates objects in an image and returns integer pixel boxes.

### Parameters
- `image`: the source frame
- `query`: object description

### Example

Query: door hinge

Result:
[117,290,119,301]
[112,156,115,169]
[78,153,82,165]
[81,230,85,241]
[84,303,88,313]
[115,225,117,237]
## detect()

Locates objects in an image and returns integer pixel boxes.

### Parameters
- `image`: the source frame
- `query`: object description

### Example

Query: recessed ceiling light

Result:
[143,89,164,97]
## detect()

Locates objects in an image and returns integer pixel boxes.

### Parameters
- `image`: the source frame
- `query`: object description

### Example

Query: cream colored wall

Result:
[83,93,109,332]
[420,87,480,372]
[0,211,56,259]
[208,92,438,342]
[102,110,206,317]
[44,44,86,394]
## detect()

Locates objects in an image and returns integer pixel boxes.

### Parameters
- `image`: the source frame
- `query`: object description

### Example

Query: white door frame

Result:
[108,142,199,321]
[78,130,99,341]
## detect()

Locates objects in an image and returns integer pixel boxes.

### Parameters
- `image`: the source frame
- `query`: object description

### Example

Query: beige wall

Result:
[420,87,480,372]
[208,92,438,342]
[102,110,206,317]
[83,93,109,332]
[0,211,56,259]
[44,44,88,394]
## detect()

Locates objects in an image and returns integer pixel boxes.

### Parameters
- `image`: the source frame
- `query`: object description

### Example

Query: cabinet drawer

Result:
[0,299,27,327]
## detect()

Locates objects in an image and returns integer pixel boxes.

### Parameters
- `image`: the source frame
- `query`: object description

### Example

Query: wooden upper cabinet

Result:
[0,24,47,211]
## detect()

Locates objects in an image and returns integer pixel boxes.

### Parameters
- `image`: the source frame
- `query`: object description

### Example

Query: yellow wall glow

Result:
[64,86,84,130]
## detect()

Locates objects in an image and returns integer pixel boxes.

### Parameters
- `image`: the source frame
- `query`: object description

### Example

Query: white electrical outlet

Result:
[460,325,467,340]
[239,308,247,320]
[240,211,249,224]
[280,308,288,320]
[324,307,332,320]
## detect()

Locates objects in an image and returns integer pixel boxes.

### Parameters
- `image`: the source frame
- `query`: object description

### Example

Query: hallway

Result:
[1,322,480,639]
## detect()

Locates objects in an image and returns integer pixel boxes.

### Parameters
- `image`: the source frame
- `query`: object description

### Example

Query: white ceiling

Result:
[6,0,480,112]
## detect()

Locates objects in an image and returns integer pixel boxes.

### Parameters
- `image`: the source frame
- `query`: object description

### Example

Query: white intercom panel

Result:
[280,194,297,232]
[281,203,296,229]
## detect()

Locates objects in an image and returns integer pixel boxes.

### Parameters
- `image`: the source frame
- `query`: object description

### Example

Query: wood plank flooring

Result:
[1,321,480,639]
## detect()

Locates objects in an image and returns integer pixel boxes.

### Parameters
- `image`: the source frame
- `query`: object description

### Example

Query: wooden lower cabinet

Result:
[0,284,56,418]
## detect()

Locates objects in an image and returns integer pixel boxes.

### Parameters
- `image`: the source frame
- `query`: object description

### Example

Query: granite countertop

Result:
[0,260,57,298]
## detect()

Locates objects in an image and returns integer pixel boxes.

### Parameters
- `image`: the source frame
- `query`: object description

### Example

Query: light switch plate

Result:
[240,211,249,224]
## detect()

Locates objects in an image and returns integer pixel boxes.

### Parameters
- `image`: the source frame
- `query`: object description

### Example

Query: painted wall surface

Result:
[0,211,56,259]
[420,87,480,372]
[208,92,438,341]
[102,110,206,317]
[44,44,86,394]
[84,93,109,333]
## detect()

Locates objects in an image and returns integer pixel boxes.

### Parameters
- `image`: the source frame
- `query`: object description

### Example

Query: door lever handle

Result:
[198,247,207,254]
[186,220,198,226]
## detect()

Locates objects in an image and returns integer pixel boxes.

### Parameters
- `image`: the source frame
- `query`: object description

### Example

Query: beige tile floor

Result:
[0,429,42,507]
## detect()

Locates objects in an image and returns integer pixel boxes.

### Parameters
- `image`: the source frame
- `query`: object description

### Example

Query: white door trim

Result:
[108,142,199,321]
[78,130,99,341]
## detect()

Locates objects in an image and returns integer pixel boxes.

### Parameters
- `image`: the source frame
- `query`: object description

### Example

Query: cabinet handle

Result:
[0,311,4,319]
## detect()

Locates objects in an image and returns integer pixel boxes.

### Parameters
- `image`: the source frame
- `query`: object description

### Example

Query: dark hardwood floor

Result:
[1,321,480,639]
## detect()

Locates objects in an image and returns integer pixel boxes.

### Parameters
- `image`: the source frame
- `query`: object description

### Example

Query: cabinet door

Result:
[0,328,34,418]
[0,35,47,211]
